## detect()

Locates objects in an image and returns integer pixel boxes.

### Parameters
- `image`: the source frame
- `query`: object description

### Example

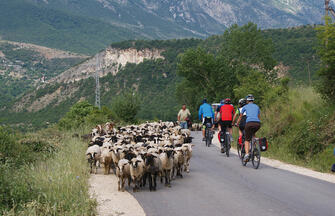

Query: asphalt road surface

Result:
[132,132,335,216]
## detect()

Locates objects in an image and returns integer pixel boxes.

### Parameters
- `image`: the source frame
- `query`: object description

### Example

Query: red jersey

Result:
[220,104,235,121]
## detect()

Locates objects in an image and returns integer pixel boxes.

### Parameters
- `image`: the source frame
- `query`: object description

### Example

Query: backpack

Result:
[259,137,268,152]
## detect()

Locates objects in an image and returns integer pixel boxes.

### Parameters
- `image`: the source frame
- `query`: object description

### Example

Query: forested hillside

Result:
[0,39,201,130]
[0,25,321,130]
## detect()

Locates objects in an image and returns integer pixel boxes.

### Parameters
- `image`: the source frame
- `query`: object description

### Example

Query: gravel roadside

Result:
[89,169,146,216]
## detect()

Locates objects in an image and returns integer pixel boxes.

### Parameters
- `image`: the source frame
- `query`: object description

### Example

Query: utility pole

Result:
[95,53,101,109]
[326,0,330,18]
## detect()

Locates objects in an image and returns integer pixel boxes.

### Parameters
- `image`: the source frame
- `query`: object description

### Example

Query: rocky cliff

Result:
[51,47,164,84]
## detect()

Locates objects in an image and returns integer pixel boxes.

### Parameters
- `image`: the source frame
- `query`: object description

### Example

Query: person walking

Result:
[178,104,191,129]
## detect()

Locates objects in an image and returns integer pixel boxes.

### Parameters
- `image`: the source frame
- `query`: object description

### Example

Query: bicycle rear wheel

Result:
[252,145,261,169]
[237,141,241,159]
[225,134,230,157]
[241,145,247,166]
[206,137,211,147]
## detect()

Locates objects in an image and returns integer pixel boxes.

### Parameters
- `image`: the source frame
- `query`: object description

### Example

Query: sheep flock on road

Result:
[85,121,201,192]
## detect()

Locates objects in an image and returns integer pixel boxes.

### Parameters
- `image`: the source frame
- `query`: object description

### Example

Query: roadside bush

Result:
[259,87,335,172]
[111,91,141,123]
[0,127,34,166]
[1,132,96,215]
[290,119,325,160]
[58,101,116,130]
[58,101,95,130]
[0,165,36,212]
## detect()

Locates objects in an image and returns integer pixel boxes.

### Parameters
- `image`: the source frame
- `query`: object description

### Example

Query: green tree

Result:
[58,101,95,130]
[316,17,335,102]
[111,91,141,123]
[176,23,278,110]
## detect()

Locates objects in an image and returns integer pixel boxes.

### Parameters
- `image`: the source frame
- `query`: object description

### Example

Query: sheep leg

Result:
[121,177,125,192]
[90,162,93,174]
[148,173,153,191]
[167,170,171,187]
[117,177,121,191]
[142,172,147,187]
[133,177,137,192]
[153,173,157,191]
[104,164,108,175]
[179,165,183,178]
[94,160,98,174]
[164,170,168,186]
[172,167,176,180]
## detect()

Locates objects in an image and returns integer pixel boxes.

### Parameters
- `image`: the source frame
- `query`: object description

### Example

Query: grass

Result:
[257,87,335,173]
[2,129,96,215]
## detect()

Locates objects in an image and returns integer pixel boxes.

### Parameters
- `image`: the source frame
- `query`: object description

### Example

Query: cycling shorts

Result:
[245,122,261,141]
[202,117,213,129]
[219,120,232,129]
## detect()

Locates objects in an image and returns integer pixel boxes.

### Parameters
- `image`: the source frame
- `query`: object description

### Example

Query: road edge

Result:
[211,131,335,184]
[89,172,146,216]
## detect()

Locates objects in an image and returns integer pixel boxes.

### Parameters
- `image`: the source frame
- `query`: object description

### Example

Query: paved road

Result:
[132,132,335,216]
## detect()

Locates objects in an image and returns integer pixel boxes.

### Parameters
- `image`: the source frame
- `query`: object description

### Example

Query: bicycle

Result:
[240,136,261,169]
[236,130,245,159]
[219,126,231,157]
[204,122,213,147]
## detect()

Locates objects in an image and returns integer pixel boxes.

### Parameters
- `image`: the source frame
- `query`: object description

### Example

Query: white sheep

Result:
[129,157,145,192]
[116,159,131,192]
[160,148,174,187]
[173,147,185,178]
[182,144,195,173]
[86,145,101,174]
[100,148,113,175]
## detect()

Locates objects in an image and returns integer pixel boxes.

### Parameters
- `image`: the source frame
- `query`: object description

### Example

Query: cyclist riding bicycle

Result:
[237,94,261,162]
[218,98,235,143]
[232,98,247,145]
[198,98,214,141]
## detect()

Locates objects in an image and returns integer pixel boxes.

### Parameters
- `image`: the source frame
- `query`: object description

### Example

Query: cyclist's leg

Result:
[244,123,253,156]
[202,118,206,139]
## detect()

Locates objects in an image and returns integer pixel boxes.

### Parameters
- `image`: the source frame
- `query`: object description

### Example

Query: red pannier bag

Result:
[259,137,268,152]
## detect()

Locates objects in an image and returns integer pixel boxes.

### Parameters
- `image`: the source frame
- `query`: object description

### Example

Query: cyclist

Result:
[232,98,247,145]
[237,94,261,162]
[218,98,235,145]
[198,98,214,141]
[214,99,225,122]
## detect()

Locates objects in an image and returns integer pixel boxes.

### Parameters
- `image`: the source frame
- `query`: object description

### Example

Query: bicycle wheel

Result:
[252,144,261,169]
[237,140,241,159]
[225,134,230,157]
[241,145,247,166]
[206,137,211,147]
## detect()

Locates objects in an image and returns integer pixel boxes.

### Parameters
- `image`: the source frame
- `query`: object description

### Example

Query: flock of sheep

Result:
[85,121,196,192]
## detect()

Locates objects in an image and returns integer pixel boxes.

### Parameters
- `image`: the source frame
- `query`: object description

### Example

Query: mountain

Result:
[0,40,87,109]
[0,0,326,55]
[27,0,325,35]
[0,26,319,131]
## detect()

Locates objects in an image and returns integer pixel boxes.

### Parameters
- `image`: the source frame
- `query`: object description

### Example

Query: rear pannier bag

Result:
[259,137,268,152]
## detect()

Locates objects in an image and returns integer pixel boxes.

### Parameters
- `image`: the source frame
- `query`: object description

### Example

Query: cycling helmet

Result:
[220,99,225,104]
[246,94,255,101]
[224,98,231,104]
[238,98,246,107]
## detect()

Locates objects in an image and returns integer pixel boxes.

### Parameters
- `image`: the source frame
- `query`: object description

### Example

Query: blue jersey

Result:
[198,103,214,120]
[241,103,260,123]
